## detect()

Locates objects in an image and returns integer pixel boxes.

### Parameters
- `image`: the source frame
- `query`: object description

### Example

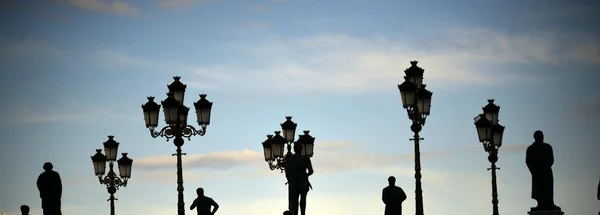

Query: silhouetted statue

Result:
[190,187,219,215]
[597,175,600,215]
[526,131,561,211]
[20,205,30,215]
[382,176,407,215]
[283,210,294,215]
[37,162,62,215]
[285,143,314,215]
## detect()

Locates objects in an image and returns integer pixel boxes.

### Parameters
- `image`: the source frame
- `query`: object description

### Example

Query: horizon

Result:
[1,0,599,215]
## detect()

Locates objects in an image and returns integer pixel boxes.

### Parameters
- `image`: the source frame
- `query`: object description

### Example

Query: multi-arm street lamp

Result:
[474,99,506,215]
[397,61,433,215]
[141,76,213,215]
[261,116,315,210]
[91,135,134,215]
[261,116,315,172]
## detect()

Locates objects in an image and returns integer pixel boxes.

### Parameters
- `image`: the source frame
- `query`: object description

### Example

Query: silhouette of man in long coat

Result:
[285,143,314,215]
[382,176,407,215]
[526,131,560,211]
[37,162,62,215]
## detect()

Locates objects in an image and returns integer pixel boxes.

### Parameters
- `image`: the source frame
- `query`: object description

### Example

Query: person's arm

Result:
[190,199,197,210]
[525,147,533,169]
[399,188,407,202]
[548,146,554,166]
[210,198,219,215]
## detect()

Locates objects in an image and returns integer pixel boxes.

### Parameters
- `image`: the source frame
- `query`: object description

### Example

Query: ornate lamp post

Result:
[141,76,213,215]
[261,116,314,208]
[91,135,133,215]
[397,61,433,215]
[474,99,506,215]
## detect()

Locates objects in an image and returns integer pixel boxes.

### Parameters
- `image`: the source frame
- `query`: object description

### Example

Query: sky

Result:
[0,0,599,214]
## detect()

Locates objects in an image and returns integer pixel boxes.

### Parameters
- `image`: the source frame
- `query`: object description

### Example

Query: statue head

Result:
[20,205,29,215]
[534,130,544,142]
[43,162,53,171]
[196,187,204,197]
[388,176,396,186]
[293,143,303,154]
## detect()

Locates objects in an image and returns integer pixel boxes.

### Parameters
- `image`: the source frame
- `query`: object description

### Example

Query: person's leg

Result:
[288,188,299,215]
[299,192,307,215]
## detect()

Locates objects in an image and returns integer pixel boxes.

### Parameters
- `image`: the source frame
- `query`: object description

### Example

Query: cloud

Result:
[0,100,138,125]
[183,29,594,94]
[53,0,140,16]
[241,22,271,28]
[156,0,212,8]
[573,101,600,119]
[134,141,528,177]
[248,5,268,12]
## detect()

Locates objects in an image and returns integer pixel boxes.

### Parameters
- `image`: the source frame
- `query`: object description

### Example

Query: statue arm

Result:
[307,157,314,176]
[190,199,197,210]
[548,146,554,166]
[399,188,407,202]
[36,175,43,197]
[211,198,219,215]
[57,174,62,198]
[525,147,533,169]
[597,178,600,200]
[382,189,389,204]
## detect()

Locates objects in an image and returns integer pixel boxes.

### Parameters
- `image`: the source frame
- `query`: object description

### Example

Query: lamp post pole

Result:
[397,61,433,215]
[474,99,505,215]
[260,116,315,212]
[141,76,213,215]
[91,136,134,215]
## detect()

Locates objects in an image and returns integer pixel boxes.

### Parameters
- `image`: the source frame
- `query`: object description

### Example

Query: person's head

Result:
[196,187,204,197]
[43,162,53,171]
[388,176,396,186]
[293,143,303,154]
[534,130,544,142]
[20,205,30,214]
[283,210,294,215]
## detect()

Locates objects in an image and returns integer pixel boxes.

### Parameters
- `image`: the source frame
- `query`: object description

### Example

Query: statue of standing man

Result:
[37,162,62,215]
[285,143,314,215]
[526,131,561,212]
[382,176,407,215]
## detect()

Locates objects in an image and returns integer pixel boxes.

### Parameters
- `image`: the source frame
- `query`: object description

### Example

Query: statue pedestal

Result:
[527,208,564,215]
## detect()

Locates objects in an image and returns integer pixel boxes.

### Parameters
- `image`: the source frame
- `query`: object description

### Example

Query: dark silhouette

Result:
[285,143,314,215]
[526,131,561,211]
[597,175,600,215]
[37,162,62,215]
[283,210,294,215]
[382,176,407,215]
[190,187,219,215]
[20,205,29,215]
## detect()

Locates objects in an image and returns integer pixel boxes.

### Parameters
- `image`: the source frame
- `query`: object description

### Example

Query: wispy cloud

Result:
[183,28,595,94]
[241,21,271,28]
[248,5,268,12]
[53,0,140,16]
[135,141,528,177]
[155,0,212,8]
[0,100,138,125]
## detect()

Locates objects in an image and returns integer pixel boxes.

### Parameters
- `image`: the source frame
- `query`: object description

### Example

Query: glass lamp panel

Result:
[272,143,284,158]
[103,136,119,161]
[173,91,185,105]
[305,143,314,157]
[281,116,297,142]
[194,94,213,125]
[91,149,107,176]
[492,124,505,147]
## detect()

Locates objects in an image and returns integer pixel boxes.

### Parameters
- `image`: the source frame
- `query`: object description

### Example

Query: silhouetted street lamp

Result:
[397,61,433,215]
[91,135,133,215]
[474,99,505,215]
[261,116,315,210]
[141,76,213,215]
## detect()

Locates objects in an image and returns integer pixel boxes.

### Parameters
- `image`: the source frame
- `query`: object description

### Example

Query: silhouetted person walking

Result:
[285,143,314,215]
[382,176,407,215]
[20,205,30,215]
[526,131,561,211]
[37,162,62,215]
[190,187,219,215]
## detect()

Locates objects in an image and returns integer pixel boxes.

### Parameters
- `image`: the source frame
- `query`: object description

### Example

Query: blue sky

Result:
[0,0,599,214]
